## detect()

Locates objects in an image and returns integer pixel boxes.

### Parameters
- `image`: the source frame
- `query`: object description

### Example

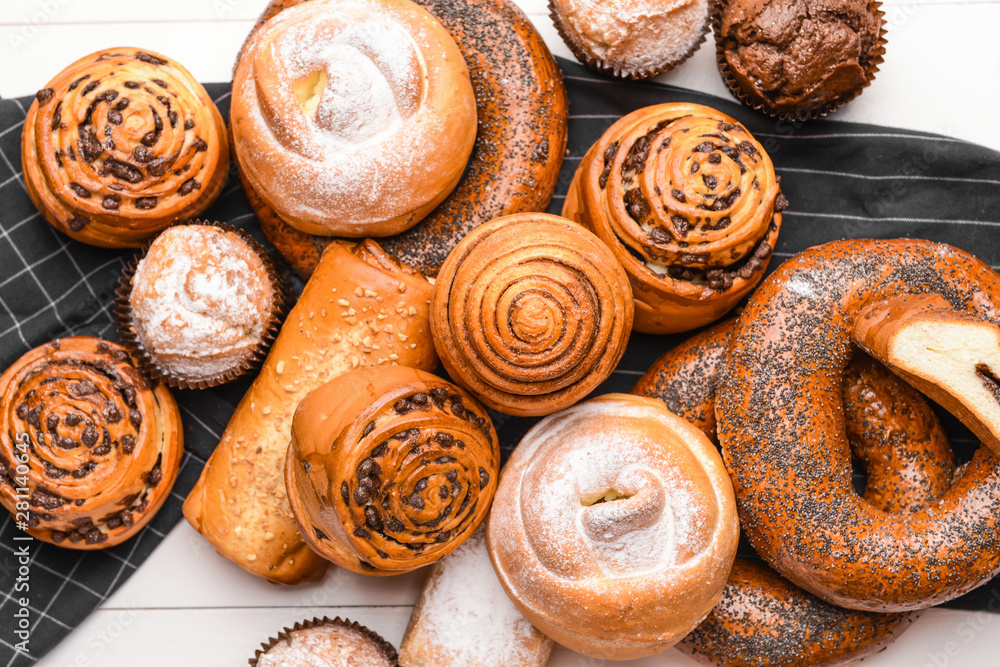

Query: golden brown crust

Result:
[487,393,739,660]
[285,366,499,575]
[0,337,182,548]
[235,0,568,278]
[182,239,438,584]
[115,220,287,390]
[431,213,633,417]
[562,103,784,334]
[717,239,1000,611]
[230,0,477,239]
[636,321,955,665]
[21,48,229,248]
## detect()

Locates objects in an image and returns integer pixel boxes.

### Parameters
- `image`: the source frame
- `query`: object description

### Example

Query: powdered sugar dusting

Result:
[130,225,274,381]
[257,623,393,667]
[403,528,551,666]
[231,0,476,234]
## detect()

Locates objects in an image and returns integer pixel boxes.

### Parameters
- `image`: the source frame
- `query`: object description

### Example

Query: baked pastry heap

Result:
[21,47,229,247]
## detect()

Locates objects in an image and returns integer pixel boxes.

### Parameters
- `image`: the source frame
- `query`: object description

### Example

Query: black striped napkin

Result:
[1,58,999,667]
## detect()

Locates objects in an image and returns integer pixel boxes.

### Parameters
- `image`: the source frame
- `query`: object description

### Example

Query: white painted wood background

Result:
[1,0,999,665]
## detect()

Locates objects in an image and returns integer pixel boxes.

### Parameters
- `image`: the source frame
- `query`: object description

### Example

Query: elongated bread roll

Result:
[183,239,438,584]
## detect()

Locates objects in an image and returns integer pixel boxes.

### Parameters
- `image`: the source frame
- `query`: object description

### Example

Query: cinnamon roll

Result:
[563,103,786,334]
[286,366,499,575]
[430,213,633,417]
[230,0,478,239]
[21,48,228,248]
[0,337,182,548]
[487,394,739,660]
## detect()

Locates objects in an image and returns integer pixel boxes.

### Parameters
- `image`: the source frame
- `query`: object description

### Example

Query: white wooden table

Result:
[2,1,999,665]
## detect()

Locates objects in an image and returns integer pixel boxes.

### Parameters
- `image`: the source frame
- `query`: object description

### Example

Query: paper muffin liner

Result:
[114,219,290,390]
[712,0,887,121]
[549,0,710,80]
[249,616,400,667]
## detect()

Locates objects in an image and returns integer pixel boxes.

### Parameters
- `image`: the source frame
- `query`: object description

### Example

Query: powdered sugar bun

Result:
[231,0,477,238]
[399,527,552,667]
[487,393,739,660]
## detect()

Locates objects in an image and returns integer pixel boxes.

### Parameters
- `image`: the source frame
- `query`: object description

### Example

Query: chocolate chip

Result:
[455,440,466,450]
[123,81,140,89]
[414,479,428,492]
[78,126,103,161]
[64,413,82,427]
[429,387,448,406]
[439,486,449,499]
[695,142,714,153]
[357,459,376,478]
[106,515,123,529]
[36,88,54,105]
[81,423,98,448]
[353,526,371,539]
[435,456,455,465]
[69,182,90,198]
[184,119,194,130]
[146,463,162,486]
[135,52,168,66]
[703,175,718,190]
[451,482,461,498]
[121,511,133,527]
[353,484,370,505]
[690,162,700,174]
[361,421,375,437]
[410,393,429,406]
[152,78,168,89]
[57,436,77,450]
[26,406,42,429]
[708,153,722,164]
[115,98,130,111]
[72,462,96,479]
[30,490,65,510]
[97,90,118,103]
[409,493,425,510]
[450,402,465,418]
[81,80,100,96]
[672,188,686,203]
[141,131,158,147]
[386,516,404,532]
[650,226,672,244]
[192,138,207,152]
[394,398,413,414]
[370,442,388,458]
[435,531,451,543]
[106,159,143,183]
[479,468,490,487]
[167,111,178,128]
[129,408,142,429]
[435,432,454,449]
[15,403,29,420]
[84,528,108,545]
[68,214,90,232]
[177,178,200,196]
[45,413,59,430]
[599,140,620,189]
[51,101,62,131]
[107,109,123,125]
[135,197,157,210]
[102,194,121,210]
[364,506,383,531]
[121,434,135,454]
[775,192,790,212]
[50,531,66,544]
[341,482,350,505]
[624,189,651,222]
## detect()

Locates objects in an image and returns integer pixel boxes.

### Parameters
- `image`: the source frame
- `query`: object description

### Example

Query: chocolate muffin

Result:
[715,0,886,118]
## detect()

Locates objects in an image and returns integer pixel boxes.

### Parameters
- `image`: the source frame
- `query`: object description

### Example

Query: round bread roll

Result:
[430,213,633,417]
[230,0,477,238]
[487,393,739,660]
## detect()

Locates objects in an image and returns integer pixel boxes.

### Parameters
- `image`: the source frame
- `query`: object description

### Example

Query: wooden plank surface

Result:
[0,0,998,664]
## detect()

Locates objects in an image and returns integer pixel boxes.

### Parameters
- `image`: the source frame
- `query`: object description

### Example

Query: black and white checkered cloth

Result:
[1,59,1000,666]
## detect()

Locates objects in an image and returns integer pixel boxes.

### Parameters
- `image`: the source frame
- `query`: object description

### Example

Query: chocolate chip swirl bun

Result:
[430,213,633,417]
[231,0,478,238]
[0,337,182,548]
[487,394,739,660]
[563,103,786,334]
[286,366,500,575]
[21,48,229,248]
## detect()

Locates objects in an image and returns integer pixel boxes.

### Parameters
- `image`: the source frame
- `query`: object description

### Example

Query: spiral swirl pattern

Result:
[563,103,785,334]
[286,366,499,575]
[431,213,633,417]
[231,0,477,238]
[0,337,182,548]
[21,48,228,248]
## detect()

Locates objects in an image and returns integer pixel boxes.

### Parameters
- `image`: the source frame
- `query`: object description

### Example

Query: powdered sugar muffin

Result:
[117,221,284,388]
[251,617,398,667]
[550,0,711,78]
